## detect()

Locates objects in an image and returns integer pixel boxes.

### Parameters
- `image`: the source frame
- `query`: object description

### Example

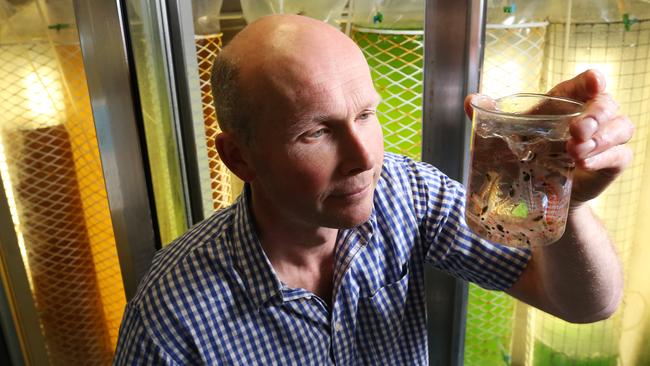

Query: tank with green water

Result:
[349,0,424,160]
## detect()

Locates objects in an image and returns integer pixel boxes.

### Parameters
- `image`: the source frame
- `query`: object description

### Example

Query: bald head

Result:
[211,14,372,142]
[224,14,365,74]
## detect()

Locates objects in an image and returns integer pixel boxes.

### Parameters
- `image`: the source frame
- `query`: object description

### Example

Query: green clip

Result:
[48,23,71,31]
[373,11,384,24]
[503,3,516,14]
[499,340,512,366]
[623,13,639,31]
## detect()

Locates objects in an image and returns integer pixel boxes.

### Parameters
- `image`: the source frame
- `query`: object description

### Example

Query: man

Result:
[114,14,633,365]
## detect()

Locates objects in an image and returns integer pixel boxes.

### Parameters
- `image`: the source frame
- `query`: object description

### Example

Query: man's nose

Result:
[339,126,374,176]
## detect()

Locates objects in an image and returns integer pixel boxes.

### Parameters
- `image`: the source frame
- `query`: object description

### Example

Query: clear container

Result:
[240,0,347,26]
[466,93,584,247]
[350,0,424,29]
[192,0,223,35]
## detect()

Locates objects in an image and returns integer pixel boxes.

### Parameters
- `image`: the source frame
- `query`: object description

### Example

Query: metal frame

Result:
[0,1,163,363]
[164,0,213,224]
[422,0,486,365]
[0,174,48,366]
[74,0,158,299]
[0,316,17,366]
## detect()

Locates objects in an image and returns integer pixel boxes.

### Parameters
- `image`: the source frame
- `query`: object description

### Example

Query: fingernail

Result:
[595,70,605,89]
[584,155,597,168]
[579,117,598,141]
[576,139,596,157]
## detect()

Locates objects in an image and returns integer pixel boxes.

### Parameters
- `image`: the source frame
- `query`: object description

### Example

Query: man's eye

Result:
[358,111,375,120]
[310,129,326,138]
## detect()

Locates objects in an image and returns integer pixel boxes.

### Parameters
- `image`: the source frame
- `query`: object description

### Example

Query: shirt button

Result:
[334,321,343,332]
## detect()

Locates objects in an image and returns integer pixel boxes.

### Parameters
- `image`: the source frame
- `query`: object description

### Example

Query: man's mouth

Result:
[331,183,371,198]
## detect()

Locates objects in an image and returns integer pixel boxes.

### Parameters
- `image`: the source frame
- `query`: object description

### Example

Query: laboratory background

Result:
[0,0,649,365]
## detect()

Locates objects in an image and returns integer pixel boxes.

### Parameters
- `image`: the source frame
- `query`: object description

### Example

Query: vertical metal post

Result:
[73,0,158,299]
[0,175,49,366]
[164,0,213,223]
[422,0,486,365]
[0,320,18,366]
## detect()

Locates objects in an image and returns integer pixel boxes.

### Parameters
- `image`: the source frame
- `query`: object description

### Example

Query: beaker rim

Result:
[470,93,585,121]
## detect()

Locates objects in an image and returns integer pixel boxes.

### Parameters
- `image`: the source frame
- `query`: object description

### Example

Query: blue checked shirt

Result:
[114,153,531,365]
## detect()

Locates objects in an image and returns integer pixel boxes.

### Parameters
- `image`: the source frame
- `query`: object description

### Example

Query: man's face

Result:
[245,49,384,230]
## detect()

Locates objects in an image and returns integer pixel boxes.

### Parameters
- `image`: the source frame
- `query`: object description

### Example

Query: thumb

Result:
[465,94,496,118]
[465,94,497,119]
[547,69,605,102]
[464,94,476,118]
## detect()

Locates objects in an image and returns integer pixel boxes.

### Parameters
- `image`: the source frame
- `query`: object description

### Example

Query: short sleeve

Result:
[407,158,532,290]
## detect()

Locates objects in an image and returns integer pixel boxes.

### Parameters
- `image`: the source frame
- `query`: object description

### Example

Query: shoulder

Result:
[380,152,459,189]
[116,205,254,363]
[378,153,465,210]
[129,206,239,313]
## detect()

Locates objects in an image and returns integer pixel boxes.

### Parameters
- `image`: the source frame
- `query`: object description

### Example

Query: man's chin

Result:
[321,190,375,228]
[325,208,373,229]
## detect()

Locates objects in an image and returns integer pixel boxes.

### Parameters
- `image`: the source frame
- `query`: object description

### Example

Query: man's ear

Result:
[215,132,256,182]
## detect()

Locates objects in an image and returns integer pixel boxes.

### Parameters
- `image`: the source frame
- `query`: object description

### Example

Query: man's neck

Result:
[261,230,336,306]
[249,189,337,305]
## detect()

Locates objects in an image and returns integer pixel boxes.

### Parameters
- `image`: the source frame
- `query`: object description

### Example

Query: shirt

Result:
[113,153,531,365]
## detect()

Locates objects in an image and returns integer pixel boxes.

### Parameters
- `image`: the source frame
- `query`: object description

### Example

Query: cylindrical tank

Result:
[482,1,549,97]
[349,0,425,160]
[193,0,223,35]
[466,3,549,365]
[536,2,650,364]
[240,0,348,26]
[0,0,125,363]
[351,0,424,29]
[191,0,240,210]
[468,1,650,365]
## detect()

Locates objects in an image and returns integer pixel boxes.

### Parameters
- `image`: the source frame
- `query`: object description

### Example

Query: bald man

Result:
[114,15,633,365]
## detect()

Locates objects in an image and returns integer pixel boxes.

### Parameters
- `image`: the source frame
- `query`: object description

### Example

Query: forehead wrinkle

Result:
[294,91,378,129]
[249,56,378,124]
[232,20,377,119]
[313,74,377,108]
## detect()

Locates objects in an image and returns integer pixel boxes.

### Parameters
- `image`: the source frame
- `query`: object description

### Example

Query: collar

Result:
[230,185,284,310]
[229,185,378,310]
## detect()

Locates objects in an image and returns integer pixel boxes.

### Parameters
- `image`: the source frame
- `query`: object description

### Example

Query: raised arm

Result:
[465,70,634,323]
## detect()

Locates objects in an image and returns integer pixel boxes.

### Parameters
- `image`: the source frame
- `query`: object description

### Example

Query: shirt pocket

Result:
[355,263,410,362]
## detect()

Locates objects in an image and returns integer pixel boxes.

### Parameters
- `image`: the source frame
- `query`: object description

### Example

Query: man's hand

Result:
[547,69,634,205]
[464,69,634,206]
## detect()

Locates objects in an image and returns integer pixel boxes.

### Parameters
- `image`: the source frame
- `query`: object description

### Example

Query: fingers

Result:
[567,87,632,166]
[570,117,599,142]
[587,115,634,157]
[577,144,633,173]
[570,93,619,141]
[567,115,635,160]
[569,144,633,203]
[547,69,606,102]
[569,146,632,203]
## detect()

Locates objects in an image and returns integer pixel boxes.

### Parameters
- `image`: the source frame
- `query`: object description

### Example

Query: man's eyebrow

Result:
[368,94,382,108]
[311,113,333,122]
[352,93,383,111]
[292,95,382,127]
[361,101,381,112]
[289,112,324,124]
[283,115,322,137]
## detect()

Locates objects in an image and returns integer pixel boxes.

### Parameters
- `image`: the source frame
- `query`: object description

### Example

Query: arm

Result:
[507,204,623,323]
[466,69,633,323]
